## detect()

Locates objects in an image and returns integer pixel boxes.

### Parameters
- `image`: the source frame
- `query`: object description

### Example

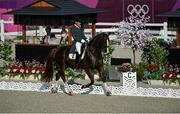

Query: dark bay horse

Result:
[41,32,111,96]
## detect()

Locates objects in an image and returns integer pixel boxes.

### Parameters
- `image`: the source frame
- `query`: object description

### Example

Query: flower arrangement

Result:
[148,63,158,72]
[118,63,132,72]
[146,63,165,80]
[162,65,180,85]
[7,59,45,80]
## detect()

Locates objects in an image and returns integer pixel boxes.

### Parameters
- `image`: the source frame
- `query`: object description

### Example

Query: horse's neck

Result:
[86,45,101,57]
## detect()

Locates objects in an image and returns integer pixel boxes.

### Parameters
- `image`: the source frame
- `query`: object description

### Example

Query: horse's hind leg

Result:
[59,70,73,95]
[51,71,59,93]
[81,69,94,88]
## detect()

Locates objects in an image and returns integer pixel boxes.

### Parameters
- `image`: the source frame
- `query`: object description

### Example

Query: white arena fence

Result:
[0,81,179,98]
[0,72,180,98]
[0,19,176,42]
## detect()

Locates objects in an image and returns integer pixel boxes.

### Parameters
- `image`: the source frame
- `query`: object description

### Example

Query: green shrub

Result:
[0,40,13,77]
[133,62,148,81]
[142,38,169,70]
[0,40,13,61]
[150,69,165,80]
[65,68,86,80]
[103,41,114,79]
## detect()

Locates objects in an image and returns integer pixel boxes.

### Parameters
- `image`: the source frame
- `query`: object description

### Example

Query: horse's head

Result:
[88,32,110,56]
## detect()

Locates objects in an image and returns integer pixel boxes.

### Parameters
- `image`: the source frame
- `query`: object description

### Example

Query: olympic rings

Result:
[127,4,149,18]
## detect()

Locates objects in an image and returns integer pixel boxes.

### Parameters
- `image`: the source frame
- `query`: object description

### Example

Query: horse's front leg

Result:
[98,67,111,96]
[81,69,94,88]
[51,81,58,93]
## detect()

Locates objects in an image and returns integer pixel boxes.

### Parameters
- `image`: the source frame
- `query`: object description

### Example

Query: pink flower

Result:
[175,68,179,74]
[168,65,174,72]
[12,69,18,73]
[32,70,36,73]
[20,68,25,73]
[162,73,169,79]
[35,67,45,73]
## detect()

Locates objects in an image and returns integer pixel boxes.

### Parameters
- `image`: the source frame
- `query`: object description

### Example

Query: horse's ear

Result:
[106,32,111,42]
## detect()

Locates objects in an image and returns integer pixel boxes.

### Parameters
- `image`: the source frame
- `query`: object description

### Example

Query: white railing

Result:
[0,20,176,42]
[0,20,14,41]
[93,22,176,41]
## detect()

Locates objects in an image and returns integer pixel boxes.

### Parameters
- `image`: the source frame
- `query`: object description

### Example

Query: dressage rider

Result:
[69,18,88,60]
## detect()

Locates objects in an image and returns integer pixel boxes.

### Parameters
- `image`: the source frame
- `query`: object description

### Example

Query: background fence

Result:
[0,19,176,42]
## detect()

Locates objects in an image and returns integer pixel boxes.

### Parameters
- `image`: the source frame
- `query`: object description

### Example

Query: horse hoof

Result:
[65,91,73,96]
[106,91,112,96]
[51,88,58,93]
[68,92,73,96]
[81,85,86,89]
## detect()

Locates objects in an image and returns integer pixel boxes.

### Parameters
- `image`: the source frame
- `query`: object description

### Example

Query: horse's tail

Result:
[41,48,57,82]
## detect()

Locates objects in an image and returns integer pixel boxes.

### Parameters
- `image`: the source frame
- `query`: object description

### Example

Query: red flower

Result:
[149,64,158,72]
[10,66,20,73]
[25,68,32,73]
[120,63,132,72]
[162,73,169,79]
[35,67,45,73]
[171,73,177,79]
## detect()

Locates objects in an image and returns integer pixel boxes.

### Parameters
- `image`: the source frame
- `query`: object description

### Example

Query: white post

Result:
[163,22,168,40]
[39,26,44,36]
[0,20,5,42]
[122,72,137,95]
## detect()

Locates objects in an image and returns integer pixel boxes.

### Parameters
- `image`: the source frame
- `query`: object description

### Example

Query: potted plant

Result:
[162,65,180,86]
[117,62,133,84]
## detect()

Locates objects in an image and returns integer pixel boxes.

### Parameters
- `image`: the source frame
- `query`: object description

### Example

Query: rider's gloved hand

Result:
[81,39,87,43]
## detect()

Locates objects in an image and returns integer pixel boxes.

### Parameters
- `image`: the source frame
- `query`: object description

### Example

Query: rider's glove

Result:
[81,39,86,43]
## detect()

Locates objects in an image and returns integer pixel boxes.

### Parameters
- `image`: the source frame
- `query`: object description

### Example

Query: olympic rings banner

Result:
[97,0,177,23]
[125,0,151,19]
[127,4,149,18]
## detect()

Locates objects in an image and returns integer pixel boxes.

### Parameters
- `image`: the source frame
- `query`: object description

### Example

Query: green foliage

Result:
[16,36,22,40]
[15,36,22,44]
[58,42,68,48]
[103,41,114,79]
[0,64,9,77]
[0,40,13,61]
[0,40,13,77]
[150,69,165,80]
[150,43,168,69]
[65,68,86,80]
[142,38,169,70]
[133,62,148,81]
[168,38,176,47]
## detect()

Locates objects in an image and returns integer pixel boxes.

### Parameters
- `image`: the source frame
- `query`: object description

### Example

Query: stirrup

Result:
[69,54,76,60]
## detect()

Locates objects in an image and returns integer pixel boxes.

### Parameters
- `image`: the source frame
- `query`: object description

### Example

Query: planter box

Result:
[149,80,163,85]
[148,80,180,86]
[109,65,120,80]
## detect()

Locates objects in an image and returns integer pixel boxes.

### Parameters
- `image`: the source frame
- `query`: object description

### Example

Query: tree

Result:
[115,16,152,65]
